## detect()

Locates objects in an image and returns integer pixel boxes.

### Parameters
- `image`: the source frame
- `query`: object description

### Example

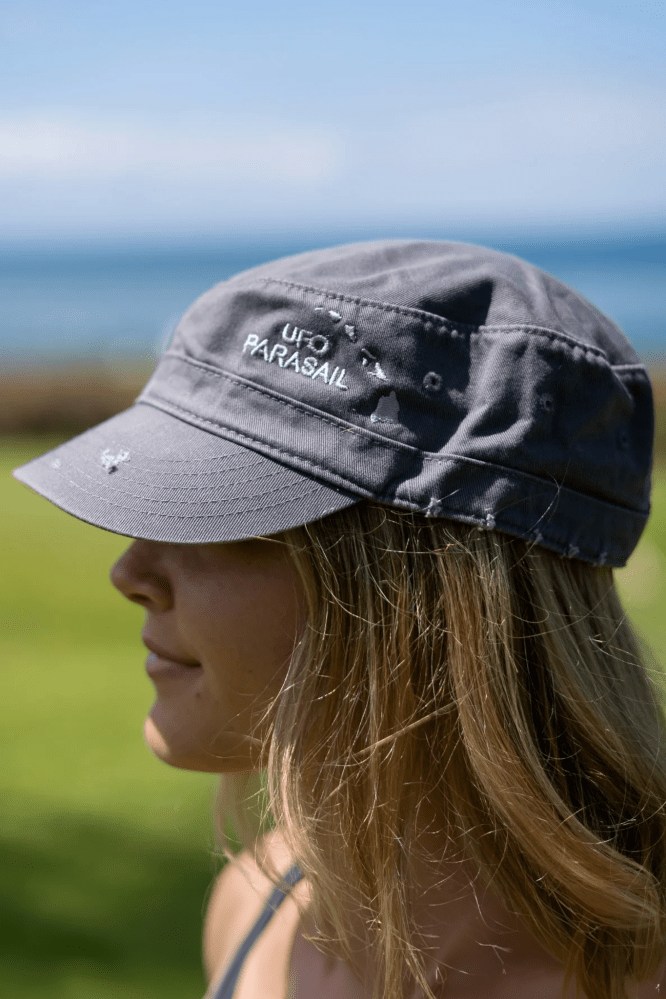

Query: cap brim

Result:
[11,401,361,544]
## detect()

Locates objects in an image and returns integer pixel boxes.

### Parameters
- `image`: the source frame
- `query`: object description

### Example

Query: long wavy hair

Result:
[214,501,666,999]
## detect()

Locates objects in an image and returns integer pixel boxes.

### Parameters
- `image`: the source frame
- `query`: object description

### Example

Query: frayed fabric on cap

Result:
[12,240,653,567]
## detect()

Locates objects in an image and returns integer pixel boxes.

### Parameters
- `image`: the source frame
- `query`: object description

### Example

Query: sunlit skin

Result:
[109,536,305,773]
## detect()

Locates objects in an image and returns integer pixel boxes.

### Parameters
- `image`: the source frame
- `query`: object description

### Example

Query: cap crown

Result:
[138,240,653,566]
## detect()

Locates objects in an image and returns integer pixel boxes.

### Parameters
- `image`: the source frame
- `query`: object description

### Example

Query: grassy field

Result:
[2,434,666,998]
[2,435,221,999]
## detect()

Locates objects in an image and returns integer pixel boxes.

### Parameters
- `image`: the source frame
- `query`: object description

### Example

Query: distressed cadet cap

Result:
[12,239,654,568]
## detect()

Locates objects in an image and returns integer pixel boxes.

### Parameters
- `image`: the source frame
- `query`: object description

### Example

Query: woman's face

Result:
[109,536,305,773]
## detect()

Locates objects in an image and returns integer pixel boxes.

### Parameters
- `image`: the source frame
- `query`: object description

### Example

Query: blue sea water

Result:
[1,232,664,368]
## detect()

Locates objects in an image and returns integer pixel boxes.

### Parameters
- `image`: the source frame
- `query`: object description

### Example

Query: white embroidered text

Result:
[242,332,348,390]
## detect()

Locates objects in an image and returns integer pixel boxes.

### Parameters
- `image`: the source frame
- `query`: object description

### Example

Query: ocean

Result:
[1,233,664,368]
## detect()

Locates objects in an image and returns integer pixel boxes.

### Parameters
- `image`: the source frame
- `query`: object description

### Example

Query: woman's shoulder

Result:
[202,827,299,990]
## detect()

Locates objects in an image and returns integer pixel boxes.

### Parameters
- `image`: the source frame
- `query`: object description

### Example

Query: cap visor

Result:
[11,401,360,543]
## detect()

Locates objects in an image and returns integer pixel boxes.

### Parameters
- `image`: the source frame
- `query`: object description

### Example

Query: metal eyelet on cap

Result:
[423,372,442,392]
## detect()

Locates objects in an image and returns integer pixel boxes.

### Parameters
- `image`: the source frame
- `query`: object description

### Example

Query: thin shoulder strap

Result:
[211,862,304,999]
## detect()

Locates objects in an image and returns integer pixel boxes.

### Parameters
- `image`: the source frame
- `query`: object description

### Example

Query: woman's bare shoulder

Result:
[202,827,295,985]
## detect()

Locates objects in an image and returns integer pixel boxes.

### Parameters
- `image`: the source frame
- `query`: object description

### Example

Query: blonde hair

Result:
[215,501,666,999]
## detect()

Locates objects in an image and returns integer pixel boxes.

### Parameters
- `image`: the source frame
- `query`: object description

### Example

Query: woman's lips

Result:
[142,636,201,680]
[145,652,202,680]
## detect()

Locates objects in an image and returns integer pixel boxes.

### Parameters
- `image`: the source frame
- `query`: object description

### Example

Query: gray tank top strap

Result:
[211,862,304,999]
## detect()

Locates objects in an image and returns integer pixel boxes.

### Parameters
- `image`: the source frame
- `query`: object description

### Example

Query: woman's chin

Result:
[143,715,190,768]
[142,715,256,773]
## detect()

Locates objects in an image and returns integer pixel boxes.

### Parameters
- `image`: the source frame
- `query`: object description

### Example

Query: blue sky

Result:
[1,0,664,243]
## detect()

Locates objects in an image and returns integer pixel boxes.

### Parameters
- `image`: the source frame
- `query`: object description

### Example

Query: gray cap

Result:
[12,239,653,567]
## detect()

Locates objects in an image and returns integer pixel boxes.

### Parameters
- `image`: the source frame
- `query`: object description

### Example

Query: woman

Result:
[12,240,666,998]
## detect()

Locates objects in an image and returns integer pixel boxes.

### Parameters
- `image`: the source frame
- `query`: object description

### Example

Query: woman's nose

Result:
[109,540,172,610]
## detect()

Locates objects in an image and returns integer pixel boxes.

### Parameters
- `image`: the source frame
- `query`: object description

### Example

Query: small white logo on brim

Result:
[100,448,130,473]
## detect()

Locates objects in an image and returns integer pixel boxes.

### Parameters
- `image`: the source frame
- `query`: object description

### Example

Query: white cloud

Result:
[0,73,663,239]
[334,75,666,222]
[0,114,343,185]
[351,76,664,181]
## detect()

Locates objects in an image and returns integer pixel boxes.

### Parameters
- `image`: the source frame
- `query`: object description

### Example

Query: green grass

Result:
[2,435,221,999]
[2,435,666,998]
[614,466,666,674]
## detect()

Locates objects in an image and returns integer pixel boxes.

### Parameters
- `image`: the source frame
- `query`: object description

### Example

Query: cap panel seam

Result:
[16,446,639,564]
[159,349,422,455]
[154,353,649,516]
[246,276,629,362]
[21,457,633,564]
[138,391,649,522]
[161,349,643,471]
[613,364,652,374]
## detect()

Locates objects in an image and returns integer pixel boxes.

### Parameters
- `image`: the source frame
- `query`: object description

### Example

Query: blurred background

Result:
[1,1,665,996]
